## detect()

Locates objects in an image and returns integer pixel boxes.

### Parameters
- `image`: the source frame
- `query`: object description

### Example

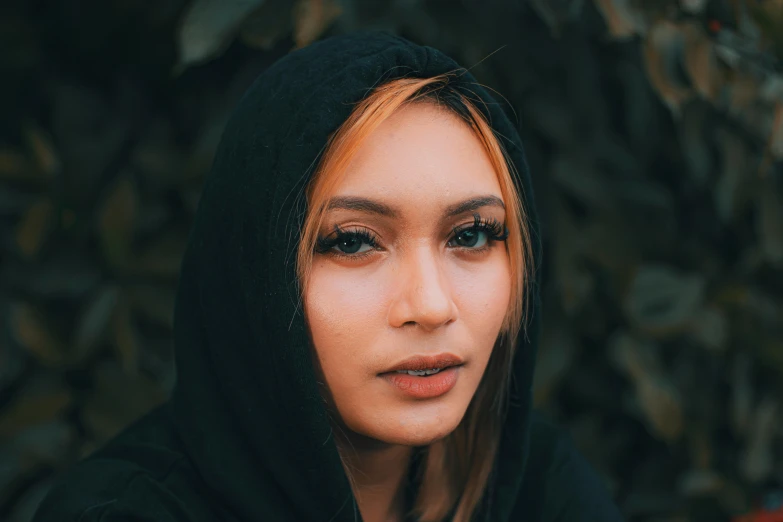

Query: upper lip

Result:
[381,353,464,373]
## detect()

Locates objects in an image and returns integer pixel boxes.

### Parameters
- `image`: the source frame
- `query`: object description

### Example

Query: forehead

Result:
[333,103,502,208]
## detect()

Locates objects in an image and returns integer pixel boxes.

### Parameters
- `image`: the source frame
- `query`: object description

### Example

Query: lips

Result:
[381,353,464,374]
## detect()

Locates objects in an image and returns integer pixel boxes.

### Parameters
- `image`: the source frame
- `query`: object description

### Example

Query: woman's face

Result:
[305,102,511,447]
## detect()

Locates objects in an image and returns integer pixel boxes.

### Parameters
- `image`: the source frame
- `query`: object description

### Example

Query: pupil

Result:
[341,237,361,254]
[458,230,479,247]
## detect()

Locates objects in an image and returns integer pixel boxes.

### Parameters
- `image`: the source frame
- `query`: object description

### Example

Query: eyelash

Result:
[314,213,509,261]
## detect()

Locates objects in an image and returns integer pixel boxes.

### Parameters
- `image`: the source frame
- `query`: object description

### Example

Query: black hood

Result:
[170,30,542,522]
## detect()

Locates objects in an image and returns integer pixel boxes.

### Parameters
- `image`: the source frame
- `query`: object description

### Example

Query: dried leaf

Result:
[10,304,65,368]
[683,24,722,101]
[98,176,137,270]
[0,149,32,183]
[609,331,684,442]
[293,0,341,49]
[624,265,706,335]
[15,198,53,258]
[728,71,761,116]
[644,21,693,115]
[594,0,645,39]
[177,0,267,69]
[767,102,783,161]
[0,391,71,438]
[23,123,59,179]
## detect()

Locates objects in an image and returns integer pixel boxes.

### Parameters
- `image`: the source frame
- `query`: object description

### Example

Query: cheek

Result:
[305,261,385,389]
[451,252,511,334]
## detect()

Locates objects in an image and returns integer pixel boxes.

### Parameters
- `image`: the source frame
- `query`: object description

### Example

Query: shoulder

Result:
[31,404,217,522]
[511,411,625,522]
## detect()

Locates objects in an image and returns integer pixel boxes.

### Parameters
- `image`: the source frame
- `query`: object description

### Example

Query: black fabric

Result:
[31,31,625,522]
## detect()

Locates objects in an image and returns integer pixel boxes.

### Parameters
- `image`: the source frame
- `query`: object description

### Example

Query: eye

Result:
[314,225,380,259]
[447,213,509,252]
[451,228,489,249]
[333,233,374,255]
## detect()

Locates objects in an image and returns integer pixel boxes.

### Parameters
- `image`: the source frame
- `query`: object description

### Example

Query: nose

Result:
[387,245,458,331]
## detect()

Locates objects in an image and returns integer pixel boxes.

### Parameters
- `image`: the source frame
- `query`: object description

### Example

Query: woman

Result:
[32,31,624,522]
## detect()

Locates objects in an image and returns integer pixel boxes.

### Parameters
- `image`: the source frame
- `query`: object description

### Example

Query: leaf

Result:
[82,362,166,442]
[23,122,60,179]
[98,175,137,270]
[550,195,594,315]
[177,0,267,70]
[239,0,294,50]
[731,353,754,438]
[15,198,53,258]
[111,297,141,375]
[72,286,120,363]
[0,391,71,438]
[678,469,725,496]
[678,101,713,185]
[682,23,723,102]
[551,153,614,211]
[534,317,578,405]
[644,21,693,115]
[132,229,188,279]
[681,0,708,13]
[739,397,779,483]
[593,0,645,39]
[608,331,684,442]
[714,128,749,223]
[0,149,33,183]
[10,304,66,368]
[127,284,176,329]
[757,176,783,265]
[624,265,706,336]
[293,0,341,49]
[727,70,761,117]
[686,306,729,352]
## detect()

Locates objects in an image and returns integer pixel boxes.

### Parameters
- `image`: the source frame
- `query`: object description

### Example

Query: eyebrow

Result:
[325,194,506,220]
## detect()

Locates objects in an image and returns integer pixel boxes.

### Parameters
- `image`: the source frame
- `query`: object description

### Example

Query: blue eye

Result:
[451,228,488,248]
[332,233,375,255]
[448,214,508,251]
[315,226,379,259]
[314,214,509,260]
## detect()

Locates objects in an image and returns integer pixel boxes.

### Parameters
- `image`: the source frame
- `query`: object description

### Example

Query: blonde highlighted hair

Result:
[296,72,534,522]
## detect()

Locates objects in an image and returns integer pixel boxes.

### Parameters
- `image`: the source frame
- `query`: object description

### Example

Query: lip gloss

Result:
[382,366,460,399]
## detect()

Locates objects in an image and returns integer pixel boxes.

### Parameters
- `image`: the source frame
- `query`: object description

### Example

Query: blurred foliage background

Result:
[1,0,782,521]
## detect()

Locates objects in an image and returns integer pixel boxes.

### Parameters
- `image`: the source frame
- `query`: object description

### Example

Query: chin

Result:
[347,401,468,447]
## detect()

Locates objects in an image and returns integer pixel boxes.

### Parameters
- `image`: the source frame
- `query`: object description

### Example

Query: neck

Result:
[336,430,415,522]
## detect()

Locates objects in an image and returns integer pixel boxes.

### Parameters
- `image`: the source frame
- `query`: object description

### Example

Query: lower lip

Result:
[381,366,460,399]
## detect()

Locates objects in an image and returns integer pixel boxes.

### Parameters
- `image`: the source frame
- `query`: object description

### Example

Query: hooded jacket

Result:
[32,31,625,522]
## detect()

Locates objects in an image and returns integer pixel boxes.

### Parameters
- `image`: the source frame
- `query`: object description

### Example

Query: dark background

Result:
[1,1,782,521]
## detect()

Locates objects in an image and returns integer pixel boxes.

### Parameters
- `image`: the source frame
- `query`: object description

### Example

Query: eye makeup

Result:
[314,212,509,261]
